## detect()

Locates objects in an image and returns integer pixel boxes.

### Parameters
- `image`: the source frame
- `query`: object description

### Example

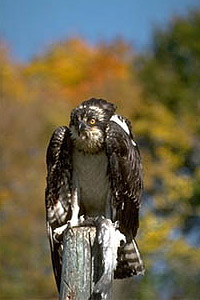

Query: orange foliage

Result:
[0,42,30,102]
[24,38,131,104]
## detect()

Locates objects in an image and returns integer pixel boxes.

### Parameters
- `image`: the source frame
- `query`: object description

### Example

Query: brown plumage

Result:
[45,98,144,292]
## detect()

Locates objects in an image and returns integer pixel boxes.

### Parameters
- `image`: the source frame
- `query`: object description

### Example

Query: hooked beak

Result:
[78,121,87,135]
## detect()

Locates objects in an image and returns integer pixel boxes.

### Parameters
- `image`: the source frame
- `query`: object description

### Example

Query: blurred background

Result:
[1,1,200,299]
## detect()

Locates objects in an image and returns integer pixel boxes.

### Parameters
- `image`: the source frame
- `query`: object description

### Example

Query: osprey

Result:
[45,98,144,292]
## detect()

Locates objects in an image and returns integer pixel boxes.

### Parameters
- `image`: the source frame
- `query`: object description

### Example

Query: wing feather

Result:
[45,126,72,291]
[106,118,143,240]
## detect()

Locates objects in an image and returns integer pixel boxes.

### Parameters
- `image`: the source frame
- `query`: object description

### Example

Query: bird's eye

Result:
[89,118,96,125]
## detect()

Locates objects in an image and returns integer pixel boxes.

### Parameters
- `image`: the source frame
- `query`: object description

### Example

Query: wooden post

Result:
[59,226,112,300]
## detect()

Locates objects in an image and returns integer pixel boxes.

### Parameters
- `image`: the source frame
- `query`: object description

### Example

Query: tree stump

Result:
[59,226,112,300]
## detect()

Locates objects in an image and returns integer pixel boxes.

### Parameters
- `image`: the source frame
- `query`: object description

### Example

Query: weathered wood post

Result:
[59,226,112,300]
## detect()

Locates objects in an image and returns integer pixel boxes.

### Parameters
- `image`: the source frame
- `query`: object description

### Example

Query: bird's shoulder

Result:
[106,114,138,151]
[46,126,71,160]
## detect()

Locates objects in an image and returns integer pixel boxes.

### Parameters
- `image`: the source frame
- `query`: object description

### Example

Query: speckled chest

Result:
[72,149,110,215]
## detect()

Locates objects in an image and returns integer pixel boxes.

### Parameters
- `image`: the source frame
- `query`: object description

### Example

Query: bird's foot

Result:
[67,217,79,228]
[66,215,87,236]
[53,215,88,242]
[53,223,68,242]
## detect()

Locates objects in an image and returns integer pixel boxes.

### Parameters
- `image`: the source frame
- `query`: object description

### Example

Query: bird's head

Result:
[70,98,116,153]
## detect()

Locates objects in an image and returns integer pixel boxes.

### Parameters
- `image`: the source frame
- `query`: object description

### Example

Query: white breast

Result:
[72,149,110,216]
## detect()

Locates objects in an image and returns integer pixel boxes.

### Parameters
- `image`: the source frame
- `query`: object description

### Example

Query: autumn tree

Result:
[134,9,200,299]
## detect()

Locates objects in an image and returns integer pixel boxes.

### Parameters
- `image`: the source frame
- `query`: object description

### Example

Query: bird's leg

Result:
[53,188,80,241]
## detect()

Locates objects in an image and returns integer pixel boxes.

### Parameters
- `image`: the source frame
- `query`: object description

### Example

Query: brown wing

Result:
[105,118,143,241]
[45,126,72,291]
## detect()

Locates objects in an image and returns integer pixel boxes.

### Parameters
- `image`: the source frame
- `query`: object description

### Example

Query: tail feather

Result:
[114,239,145,279]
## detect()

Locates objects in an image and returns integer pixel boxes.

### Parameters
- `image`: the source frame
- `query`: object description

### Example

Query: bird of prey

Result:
[45,98,144,292]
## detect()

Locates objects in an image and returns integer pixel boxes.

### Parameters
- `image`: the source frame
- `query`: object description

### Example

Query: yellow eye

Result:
[89,118,96,125]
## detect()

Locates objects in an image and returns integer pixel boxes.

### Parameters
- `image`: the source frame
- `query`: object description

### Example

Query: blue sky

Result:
[1,0,199,62]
